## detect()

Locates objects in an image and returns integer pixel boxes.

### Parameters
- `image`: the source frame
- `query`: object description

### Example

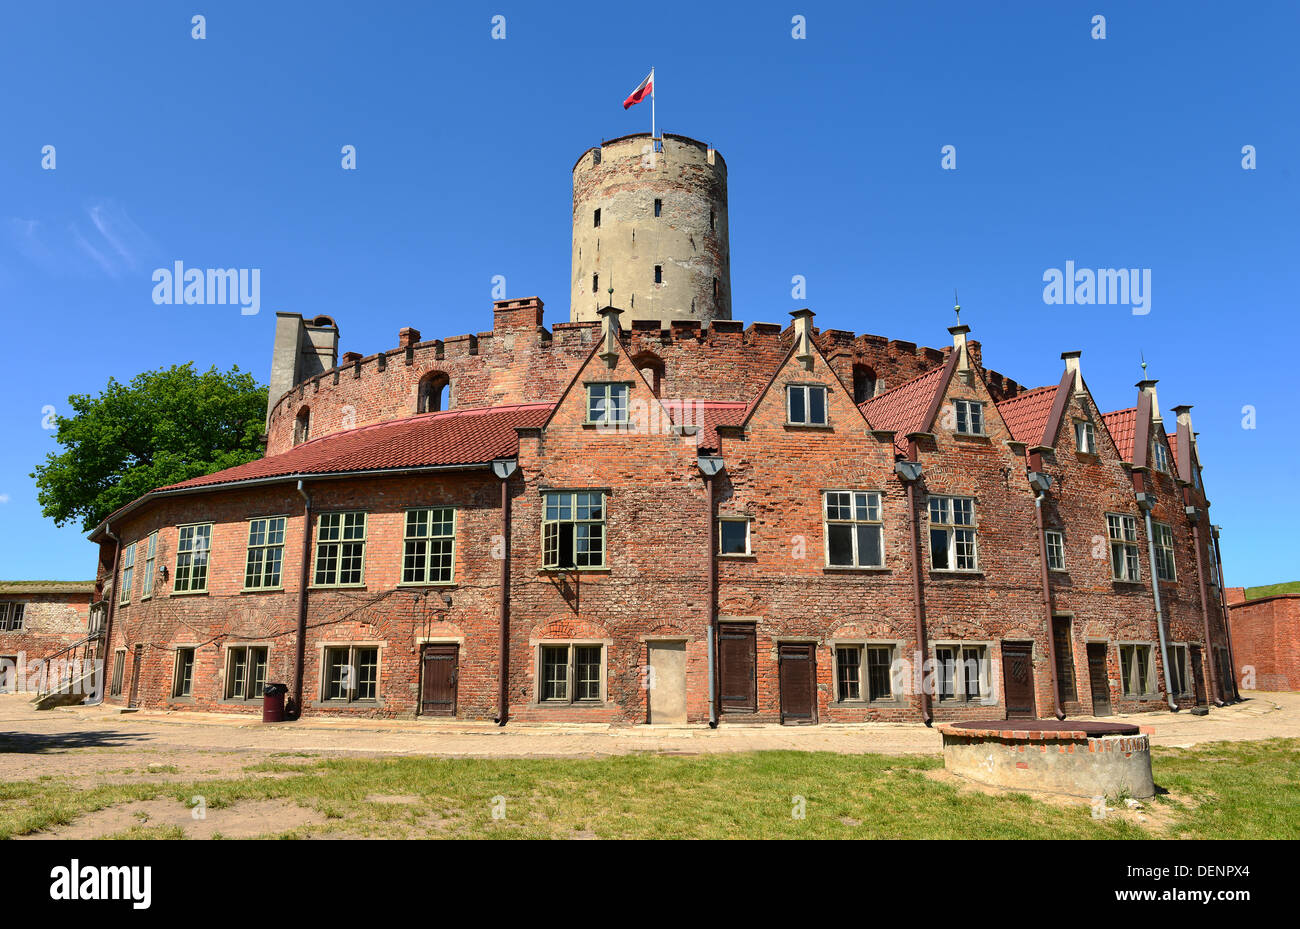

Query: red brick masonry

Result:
[1229,594,1300,691]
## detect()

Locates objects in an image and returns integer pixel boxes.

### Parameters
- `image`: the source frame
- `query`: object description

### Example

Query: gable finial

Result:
[953,289,961,327]
[1140,350,1148,379]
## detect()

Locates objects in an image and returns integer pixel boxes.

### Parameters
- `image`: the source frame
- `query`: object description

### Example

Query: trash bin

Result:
[262,683,288,722]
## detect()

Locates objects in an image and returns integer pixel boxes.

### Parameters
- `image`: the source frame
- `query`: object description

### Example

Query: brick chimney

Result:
[1137,378,1161,423]
[1062,350,1085,395]
[598,305,623,369]
[398,327,422,348]
[791,308,815,371]
[494,296,545,331]
[949,323,971,376]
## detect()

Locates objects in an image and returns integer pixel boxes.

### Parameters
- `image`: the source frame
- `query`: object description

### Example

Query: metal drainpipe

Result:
[1034,490,1065,719]
[1140,501,1179,711]
[904,473,932,725]
[292,481,312,720]
[1189,514,1223,706]
[705,472,718,728]
[495,475,512,726]
[97,524,122,705]
[1210,528,1240,700]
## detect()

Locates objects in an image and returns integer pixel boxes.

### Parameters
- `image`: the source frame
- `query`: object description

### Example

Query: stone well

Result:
[937,720,1155,799]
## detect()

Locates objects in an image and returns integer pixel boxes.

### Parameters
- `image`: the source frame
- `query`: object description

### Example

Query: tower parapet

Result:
[570,133,730,326]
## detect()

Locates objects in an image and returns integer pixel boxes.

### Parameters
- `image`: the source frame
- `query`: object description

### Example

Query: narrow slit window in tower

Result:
[654,198,662,217]
[654,265,662,284]
[593,208,600,228]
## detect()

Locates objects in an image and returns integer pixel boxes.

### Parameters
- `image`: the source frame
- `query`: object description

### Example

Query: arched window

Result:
[417,372,450,413]
[852,364,877,404]
[632,352,664,398]
[293,407,311,446]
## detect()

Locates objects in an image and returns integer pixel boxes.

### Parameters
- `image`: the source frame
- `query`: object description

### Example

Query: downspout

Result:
[1189,512,1223,706]
[705,471,718,727]
[495,471,513,726]
[1211,527,1240,700]
[1139,497,1178,711]
[1033,485,1065,719]
[292,480,312,720]
[97,524,122,705]
[898,451,931,725]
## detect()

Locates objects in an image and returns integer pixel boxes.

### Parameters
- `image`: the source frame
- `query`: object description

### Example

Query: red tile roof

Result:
[860,366,949,454]
[1167,432,1181,471]
[685,401,749,452]
[165,403,554,491]
[995,385,1059,446]
[1102,408,1137,461]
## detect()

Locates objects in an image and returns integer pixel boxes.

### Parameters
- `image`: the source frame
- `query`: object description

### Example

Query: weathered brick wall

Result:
[0,593,91,663]
[1229,596,1300,691]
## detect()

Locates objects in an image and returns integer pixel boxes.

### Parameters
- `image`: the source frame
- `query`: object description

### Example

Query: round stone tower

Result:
[570,132,731,326]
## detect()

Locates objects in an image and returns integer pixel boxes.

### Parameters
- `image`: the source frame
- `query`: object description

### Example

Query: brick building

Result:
[0,580,97,691]
[84,133,1236,723]
[1227,589,1300,691]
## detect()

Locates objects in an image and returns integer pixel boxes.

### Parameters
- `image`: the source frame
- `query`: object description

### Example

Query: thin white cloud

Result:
[71,223,118,277]
[3,202,154,279]
[0,494,10,504]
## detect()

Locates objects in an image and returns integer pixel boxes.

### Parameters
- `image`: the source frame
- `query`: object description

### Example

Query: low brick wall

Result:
[938,722,1155,799]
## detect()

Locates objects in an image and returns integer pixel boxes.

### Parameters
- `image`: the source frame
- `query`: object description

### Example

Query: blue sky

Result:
[1,1,1296,584]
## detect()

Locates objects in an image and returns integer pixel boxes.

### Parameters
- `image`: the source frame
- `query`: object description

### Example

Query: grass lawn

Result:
[1,738,1296,839]
[1244,580,1300,600]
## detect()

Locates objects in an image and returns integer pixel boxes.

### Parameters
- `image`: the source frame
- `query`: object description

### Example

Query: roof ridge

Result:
[859,364,945,411]
[286,401,556,453]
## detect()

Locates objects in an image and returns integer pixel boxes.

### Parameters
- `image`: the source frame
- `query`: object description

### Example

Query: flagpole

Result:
[651,67,656,146]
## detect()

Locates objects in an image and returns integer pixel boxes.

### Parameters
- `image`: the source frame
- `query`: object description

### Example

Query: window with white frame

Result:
[174,524,213,593]
[954,399,984,436]
[824,491,884,567]
[1153,522,1177,582]
[539,643,604,704]
[1106,513,1141,582]
[928,496,978,571]
[1046,529,1066,571]
[141,531,157,599]
[717,518,751,556]
[314,512,367,587]
[586,383,629,425]
[119,541,136,604]
[1151,440,1170,473]
[244,517,287,590]
[225,646,269,700]
[1074,419,1096,454]
[542,492,605,569]
[322,645,379,702]
[935,644,989,702]
[402,508,456,584]
[0,603,25,632]
[172,648,195,698]
[787,384,828,426]
[835,644,896,702]
[1168,644,1190,696]
[1119,644,1155,697]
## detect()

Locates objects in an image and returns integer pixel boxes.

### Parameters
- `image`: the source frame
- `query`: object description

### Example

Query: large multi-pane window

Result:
[141,531,157,599]
[226,646,269,700]
[539,643,604,704]
[1119,644,1155,697]
[0,603,25,632]
[314,512,367,587]
[402,508,456,584]
[835,644,896,702]
[119,541,136,604]
[172,648,195,698]
[936,644,988,702]
[322,646,379,702]
[542,492,605,569]
[787,385,828,426]
[586,383,629,425]
[244,517,287,590]
[954,399,984,436]
[1045,530,1066,571]
[824,491,884,567]
[928,496,978,571]
[174,524,213,593]
[1107,513,1141,581]
[1153,522,1177,582]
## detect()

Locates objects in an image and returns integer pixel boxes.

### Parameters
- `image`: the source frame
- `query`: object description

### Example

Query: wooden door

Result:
[1190,646,1208,706]
[127,644,143,708]
[778,643,817,725]
[1086,643,1112,716]
[1001,642,1036,719]
[1051,616,1077,702]
[419,644,458,716]
[647,641,687,724]
[718,624,756,714]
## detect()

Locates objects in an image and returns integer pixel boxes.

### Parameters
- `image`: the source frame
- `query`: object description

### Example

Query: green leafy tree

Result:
[32,364,268,531]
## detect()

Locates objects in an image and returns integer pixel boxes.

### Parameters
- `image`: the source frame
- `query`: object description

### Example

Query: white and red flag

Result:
[623,70,654,109]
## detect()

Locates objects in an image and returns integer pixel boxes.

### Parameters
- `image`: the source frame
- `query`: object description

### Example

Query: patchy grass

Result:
[1244,580,1300,600]
[2,739,1296,839]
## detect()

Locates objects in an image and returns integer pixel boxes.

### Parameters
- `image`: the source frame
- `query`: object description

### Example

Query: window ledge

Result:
[538,568,610,575]
[718,553,756,560]
[169,590,209,598]
[240,586,286,594]
[531,701,610,709]
[309,584,368,591]
[835,699,905,708]
[823,566,891,574]
[784,422,833,430]
[929,570,984,577]
[313,700,382,709]
[397,581,457,588]
[953,432,990,441]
